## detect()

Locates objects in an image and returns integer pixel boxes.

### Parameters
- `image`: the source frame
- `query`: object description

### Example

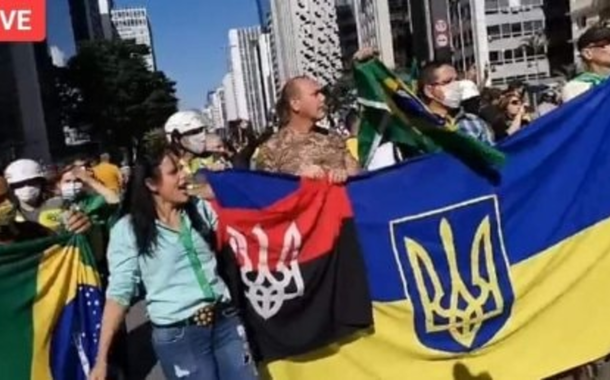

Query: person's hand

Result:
[207,161,228,172]
[187,184,216,200]
[298,165,326,180]
[328,169,348,184]
[72,166,94,184]
[65,210,92,234]
[89,360,108,380]
[353,47,378,63]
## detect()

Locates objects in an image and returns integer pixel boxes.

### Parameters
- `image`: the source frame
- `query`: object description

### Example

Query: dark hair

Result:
[344,109,359,134]
[418,61,453,101]
[120,137,181,256]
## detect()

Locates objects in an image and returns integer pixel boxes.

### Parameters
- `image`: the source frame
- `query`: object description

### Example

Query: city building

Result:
[98,0,117,40]
[223,72,239,122]
[269,0,343,90]
[111,7,157,70]
[353,0,396,68]
[449,0,572,87]
[389,0,415,69]
[256,0,272,31]
[227,27,277,131]
[206,88,226,130]
[69,0,104,43]
[335,0,359,68]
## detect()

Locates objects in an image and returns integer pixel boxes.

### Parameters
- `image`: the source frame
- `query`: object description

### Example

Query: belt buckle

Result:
[192,305,215,327]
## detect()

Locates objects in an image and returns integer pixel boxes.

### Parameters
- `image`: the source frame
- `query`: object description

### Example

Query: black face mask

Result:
[462,96,481,115]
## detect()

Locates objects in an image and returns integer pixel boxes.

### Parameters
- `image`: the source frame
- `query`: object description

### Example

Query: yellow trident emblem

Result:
[404,215,505,349]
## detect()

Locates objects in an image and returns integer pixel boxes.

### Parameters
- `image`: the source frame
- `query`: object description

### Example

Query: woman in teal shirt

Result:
[89,142,258,380]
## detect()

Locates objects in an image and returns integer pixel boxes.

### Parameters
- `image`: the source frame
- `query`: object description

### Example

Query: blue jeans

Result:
[151,308,258,380]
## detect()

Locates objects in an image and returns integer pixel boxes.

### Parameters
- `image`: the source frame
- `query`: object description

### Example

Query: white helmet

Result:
[4,159,44,184]
[459,80,480,101]
[164,110,211,137]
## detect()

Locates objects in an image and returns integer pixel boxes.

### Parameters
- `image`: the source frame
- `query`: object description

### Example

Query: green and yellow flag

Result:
[0,234,103,380]
[354,58,504,170]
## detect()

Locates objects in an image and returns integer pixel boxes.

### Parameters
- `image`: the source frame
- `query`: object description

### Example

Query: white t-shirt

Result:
[561,80,593,103]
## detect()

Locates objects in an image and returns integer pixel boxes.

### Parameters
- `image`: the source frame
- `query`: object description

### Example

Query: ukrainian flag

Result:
[208,80,610,380]
[0,234,103,380]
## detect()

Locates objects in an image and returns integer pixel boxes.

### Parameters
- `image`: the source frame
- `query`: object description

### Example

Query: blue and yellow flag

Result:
[207,81,610,379]
[0,234,103,380]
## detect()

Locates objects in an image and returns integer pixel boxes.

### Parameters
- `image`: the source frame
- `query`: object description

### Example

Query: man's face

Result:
[425,65,459,106]
[291,79,327,121]
[582,40,610,68]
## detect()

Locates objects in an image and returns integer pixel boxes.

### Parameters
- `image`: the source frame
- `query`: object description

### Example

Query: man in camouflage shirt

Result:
[256,76,360,182]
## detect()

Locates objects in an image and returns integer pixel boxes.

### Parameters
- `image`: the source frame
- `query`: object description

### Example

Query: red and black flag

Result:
[208,172,372,361]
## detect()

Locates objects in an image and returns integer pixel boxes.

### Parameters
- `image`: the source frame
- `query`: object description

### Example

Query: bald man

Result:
[256,76,360,182]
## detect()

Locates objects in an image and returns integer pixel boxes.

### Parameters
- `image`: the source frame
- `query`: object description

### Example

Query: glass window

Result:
[504,50,513,61]
[512,23,522,36]
[514,48,524,61]
[489,51,499,63]
[501,24,511,36]
[488,25,500,37]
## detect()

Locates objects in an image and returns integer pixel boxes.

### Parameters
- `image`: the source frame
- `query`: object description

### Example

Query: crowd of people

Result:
[0,22,608,380]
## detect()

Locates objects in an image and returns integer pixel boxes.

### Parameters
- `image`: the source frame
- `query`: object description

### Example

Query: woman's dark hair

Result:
[120,132,181,256]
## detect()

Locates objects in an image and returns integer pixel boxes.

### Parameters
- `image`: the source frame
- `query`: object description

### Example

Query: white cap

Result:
[459,80,480,101]
[164,110,211,137]
[4,159,44,184]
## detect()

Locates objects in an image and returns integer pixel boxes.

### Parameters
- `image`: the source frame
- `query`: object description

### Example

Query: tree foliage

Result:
[59,40,178,149]
[324,70,357,126]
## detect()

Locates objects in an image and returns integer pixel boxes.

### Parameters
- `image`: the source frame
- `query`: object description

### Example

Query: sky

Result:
[118,0,260,109]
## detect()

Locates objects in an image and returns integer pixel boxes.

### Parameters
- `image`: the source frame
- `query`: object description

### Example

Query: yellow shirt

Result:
[346,137,359,161]
[93,162,122,193]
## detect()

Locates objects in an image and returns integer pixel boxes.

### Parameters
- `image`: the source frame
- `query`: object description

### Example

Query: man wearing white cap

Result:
[164,109,213,176]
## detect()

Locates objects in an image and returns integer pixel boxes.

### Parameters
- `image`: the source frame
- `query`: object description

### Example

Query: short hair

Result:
[275,75,310,126]
[418,61,453,100]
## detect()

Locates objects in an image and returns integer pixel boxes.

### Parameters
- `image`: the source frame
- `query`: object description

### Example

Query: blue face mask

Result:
[60,182,83,202]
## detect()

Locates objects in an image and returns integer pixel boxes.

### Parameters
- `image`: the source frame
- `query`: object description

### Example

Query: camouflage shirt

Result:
[256,127,359,175]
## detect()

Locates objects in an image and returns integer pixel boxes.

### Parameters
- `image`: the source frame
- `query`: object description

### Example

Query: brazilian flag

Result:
[0,234,103,380]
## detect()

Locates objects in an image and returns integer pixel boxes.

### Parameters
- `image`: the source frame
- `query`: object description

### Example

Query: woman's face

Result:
[506,97,523,118]
[148,154,189,205]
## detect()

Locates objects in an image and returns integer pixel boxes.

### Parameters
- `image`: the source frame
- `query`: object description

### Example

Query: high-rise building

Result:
[206,88,226,130]
[335,0,359,68]
[354,0,396,68]
[69,0,104,43]
[228,27,276,131]
[270,0,343,90]
[111,7,156,71]
[449,0,572,87]
[98,0,116,40]
[223,72,239,122]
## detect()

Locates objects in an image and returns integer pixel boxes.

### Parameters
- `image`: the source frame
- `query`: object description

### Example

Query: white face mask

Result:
[14,185,41,205]
[439,81,463,110]
[60,182,83,202]
[180,132,207,155]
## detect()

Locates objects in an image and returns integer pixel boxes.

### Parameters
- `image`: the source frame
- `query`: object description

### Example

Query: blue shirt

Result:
[452,111,494,145]
[106,198,230,325]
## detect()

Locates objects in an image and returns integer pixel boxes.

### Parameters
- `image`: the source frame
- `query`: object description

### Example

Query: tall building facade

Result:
[111,7,156,70]
[270,0,343,90]
[449,0,572,87]
[354,0,396,68]
[228,27,277,131]
[69,0,104,43]
[98,0,116,40]
[223,72,239,122]
[336,0,359,68]
[206,88,226,130]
